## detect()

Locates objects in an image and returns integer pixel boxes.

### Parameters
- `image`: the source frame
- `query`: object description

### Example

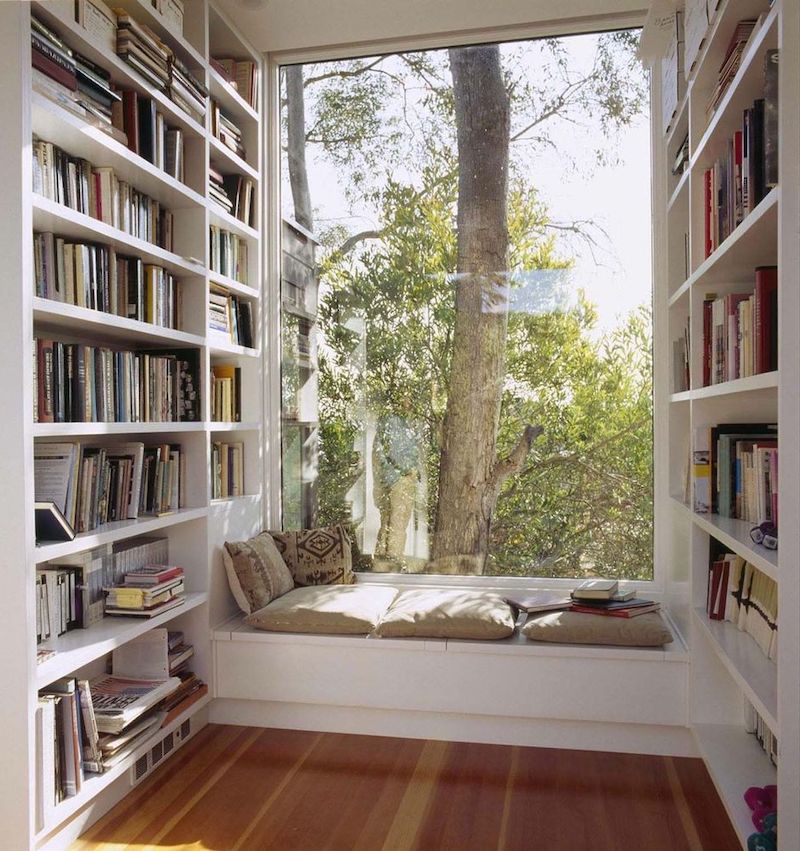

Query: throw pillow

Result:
[522,610,673,646]
[270,524,355,586]
[223,532,294,614]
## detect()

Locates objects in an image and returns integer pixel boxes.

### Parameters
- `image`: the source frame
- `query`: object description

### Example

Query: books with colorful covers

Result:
[570,599,661,618]
[89,674,181,734]
[123,564,184,586]
[502,593,573,613]
[104,576,184,616]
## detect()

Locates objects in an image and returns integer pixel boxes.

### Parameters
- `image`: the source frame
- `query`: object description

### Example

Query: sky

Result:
[281,30,652,335]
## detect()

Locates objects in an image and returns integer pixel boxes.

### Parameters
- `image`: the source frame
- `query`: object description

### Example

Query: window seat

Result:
[210,602,694,755]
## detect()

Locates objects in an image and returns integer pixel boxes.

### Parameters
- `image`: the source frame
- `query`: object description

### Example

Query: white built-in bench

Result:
[209,607,695,757]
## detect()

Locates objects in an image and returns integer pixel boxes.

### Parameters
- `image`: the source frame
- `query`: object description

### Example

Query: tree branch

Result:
[334,229,384,258]
[303,56,389,87]
[491,424,544,494]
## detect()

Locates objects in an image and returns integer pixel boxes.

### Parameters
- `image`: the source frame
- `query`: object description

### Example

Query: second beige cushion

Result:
[522,610,673,646]
[223,532,294,615]
[245,585,399,634]
[376,589,516,639]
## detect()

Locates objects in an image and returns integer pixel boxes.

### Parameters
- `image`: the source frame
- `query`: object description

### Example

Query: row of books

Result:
[211,441,245,498]
[702,266,778,385]
[115,9,207,121]
[209,165,256,226]
[692,423,778,522]
[706,552,776,660]
[32,137,175,252]
[210,101,246,160]
[211,57,259,110]
[113,91,185,181]
[33,233,181,329]
[703,51,778,259]
[210,225,249,283]
[209,285,255,347]
[211,365,242,422]
[34,441,186,537]
[104,566,185,617]
[33,338,200,424]
[745,699,778,767]
[37,538,170,640]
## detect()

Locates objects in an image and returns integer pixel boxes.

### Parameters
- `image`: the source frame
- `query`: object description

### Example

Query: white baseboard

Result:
[209,698,698,757]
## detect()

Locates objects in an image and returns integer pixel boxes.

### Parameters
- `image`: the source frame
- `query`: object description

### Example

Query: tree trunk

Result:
[285,65,313,230]
[431,45,528,575]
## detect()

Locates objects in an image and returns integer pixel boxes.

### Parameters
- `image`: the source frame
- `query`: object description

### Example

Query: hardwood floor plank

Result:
[71,726,742,851]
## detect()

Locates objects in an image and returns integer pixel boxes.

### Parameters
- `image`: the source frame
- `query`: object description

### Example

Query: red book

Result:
[708,560,723,619]
[570,604,661,619]
[754,266,778,374]
[713,559,730,620]
[32,47,78,92]
[703,294,715,386]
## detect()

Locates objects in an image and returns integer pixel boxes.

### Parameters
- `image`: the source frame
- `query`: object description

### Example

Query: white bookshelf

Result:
[0,1,266,846]
[648,0,798,847]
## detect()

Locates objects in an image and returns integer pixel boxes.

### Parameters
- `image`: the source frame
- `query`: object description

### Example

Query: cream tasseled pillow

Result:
[223,532,295,614]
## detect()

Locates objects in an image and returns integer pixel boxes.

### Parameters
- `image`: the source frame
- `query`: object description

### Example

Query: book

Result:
[35,502,76,543]
[502,593,572,613]
[571,603,661,618]
[88,674,182,734]
[123,564,184,586]
[764,49,779,189]
[571,579,618,600]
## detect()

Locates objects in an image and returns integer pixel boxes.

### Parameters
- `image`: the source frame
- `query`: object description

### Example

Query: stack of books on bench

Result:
[505,580,660,619]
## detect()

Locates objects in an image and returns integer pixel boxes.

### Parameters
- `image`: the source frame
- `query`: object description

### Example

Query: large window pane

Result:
[280,29,653,580]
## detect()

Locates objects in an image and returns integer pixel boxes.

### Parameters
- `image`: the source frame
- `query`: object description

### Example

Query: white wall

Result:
[215,0,647,55]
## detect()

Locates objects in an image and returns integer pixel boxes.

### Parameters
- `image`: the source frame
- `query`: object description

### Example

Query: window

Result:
[279,29,652,581]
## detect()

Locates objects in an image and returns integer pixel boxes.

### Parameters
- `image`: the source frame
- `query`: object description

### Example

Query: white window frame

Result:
[261,10,669,595]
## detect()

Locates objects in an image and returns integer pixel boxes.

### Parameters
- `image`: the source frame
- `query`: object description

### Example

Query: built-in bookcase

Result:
[0,1,264,846]
[649,0,799,847]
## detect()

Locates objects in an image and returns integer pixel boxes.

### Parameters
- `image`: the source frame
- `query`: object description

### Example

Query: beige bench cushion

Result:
[522,610,673,646]
[245,585,399,634]
[376,589,516,640]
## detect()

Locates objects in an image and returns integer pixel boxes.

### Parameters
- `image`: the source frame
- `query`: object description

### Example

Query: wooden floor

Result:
[73,724,741,850]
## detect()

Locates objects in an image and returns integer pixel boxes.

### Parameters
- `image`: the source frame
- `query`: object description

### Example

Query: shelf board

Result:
[209,337,260,358]
[670,371,778,402]
[208,66,259,125]
[209,135,259,181]
[673,499,778,582]
[692,723,776,848]
[31,1,206,140]
[665,88,689,149]
[33,421,207,438]
[209,271,259,298]
[34,506,209,563]
[693,608,777,731]
[33,298,205,348]
[35,690,211,840]
[667,167,689,212]
[36,592,208,688]
[208,205,259,242]
[31,92,205,212]
[692,5,779,171]
[670,188,778,304]
[209,421,261,432]
[32,195,206,278]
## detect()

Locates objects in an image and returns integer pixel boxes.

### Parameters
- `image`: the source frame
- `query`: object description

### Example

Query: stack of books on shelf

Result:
[208,285,254,347]
[167,629,194,674]
[706,551,777,660]
[32,137,175,251]
[36,536,169,642]
[209,226,248,283]
[211,441,244,498]
[211,364,242,422]
[167,55,207,122]
[692,422,778,522]
[112,91,185,182]
[210,101,246,160]
[700,268,777,386]
[210,57,258,109]
[33,341,200,423]
[104,564,185,617]
[705,19,758,120]
[703,50,779,258]
[746,698,778,766]
[672,318,690,392]
[34,440,186,536]
[33,233,182,329]
[209,165,255,226]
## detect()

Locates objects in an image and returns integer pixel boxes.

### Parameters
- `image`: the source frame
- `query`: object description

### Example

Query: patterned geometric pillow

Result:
[223,532,295,614]
[269,524,355,586]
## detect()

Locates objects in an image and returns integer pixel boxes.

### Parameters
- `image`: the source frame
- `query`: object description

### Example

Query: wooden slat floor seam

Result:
[71,724,741,851]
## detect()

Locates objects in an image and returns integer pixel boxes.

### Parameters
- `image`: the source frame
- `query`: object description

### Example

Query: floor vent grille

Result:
[129,716,195,787]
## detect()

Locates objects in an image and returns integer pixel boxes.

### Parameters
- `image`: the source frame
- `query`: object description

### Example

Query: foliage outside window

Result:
[280,29,653,580]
